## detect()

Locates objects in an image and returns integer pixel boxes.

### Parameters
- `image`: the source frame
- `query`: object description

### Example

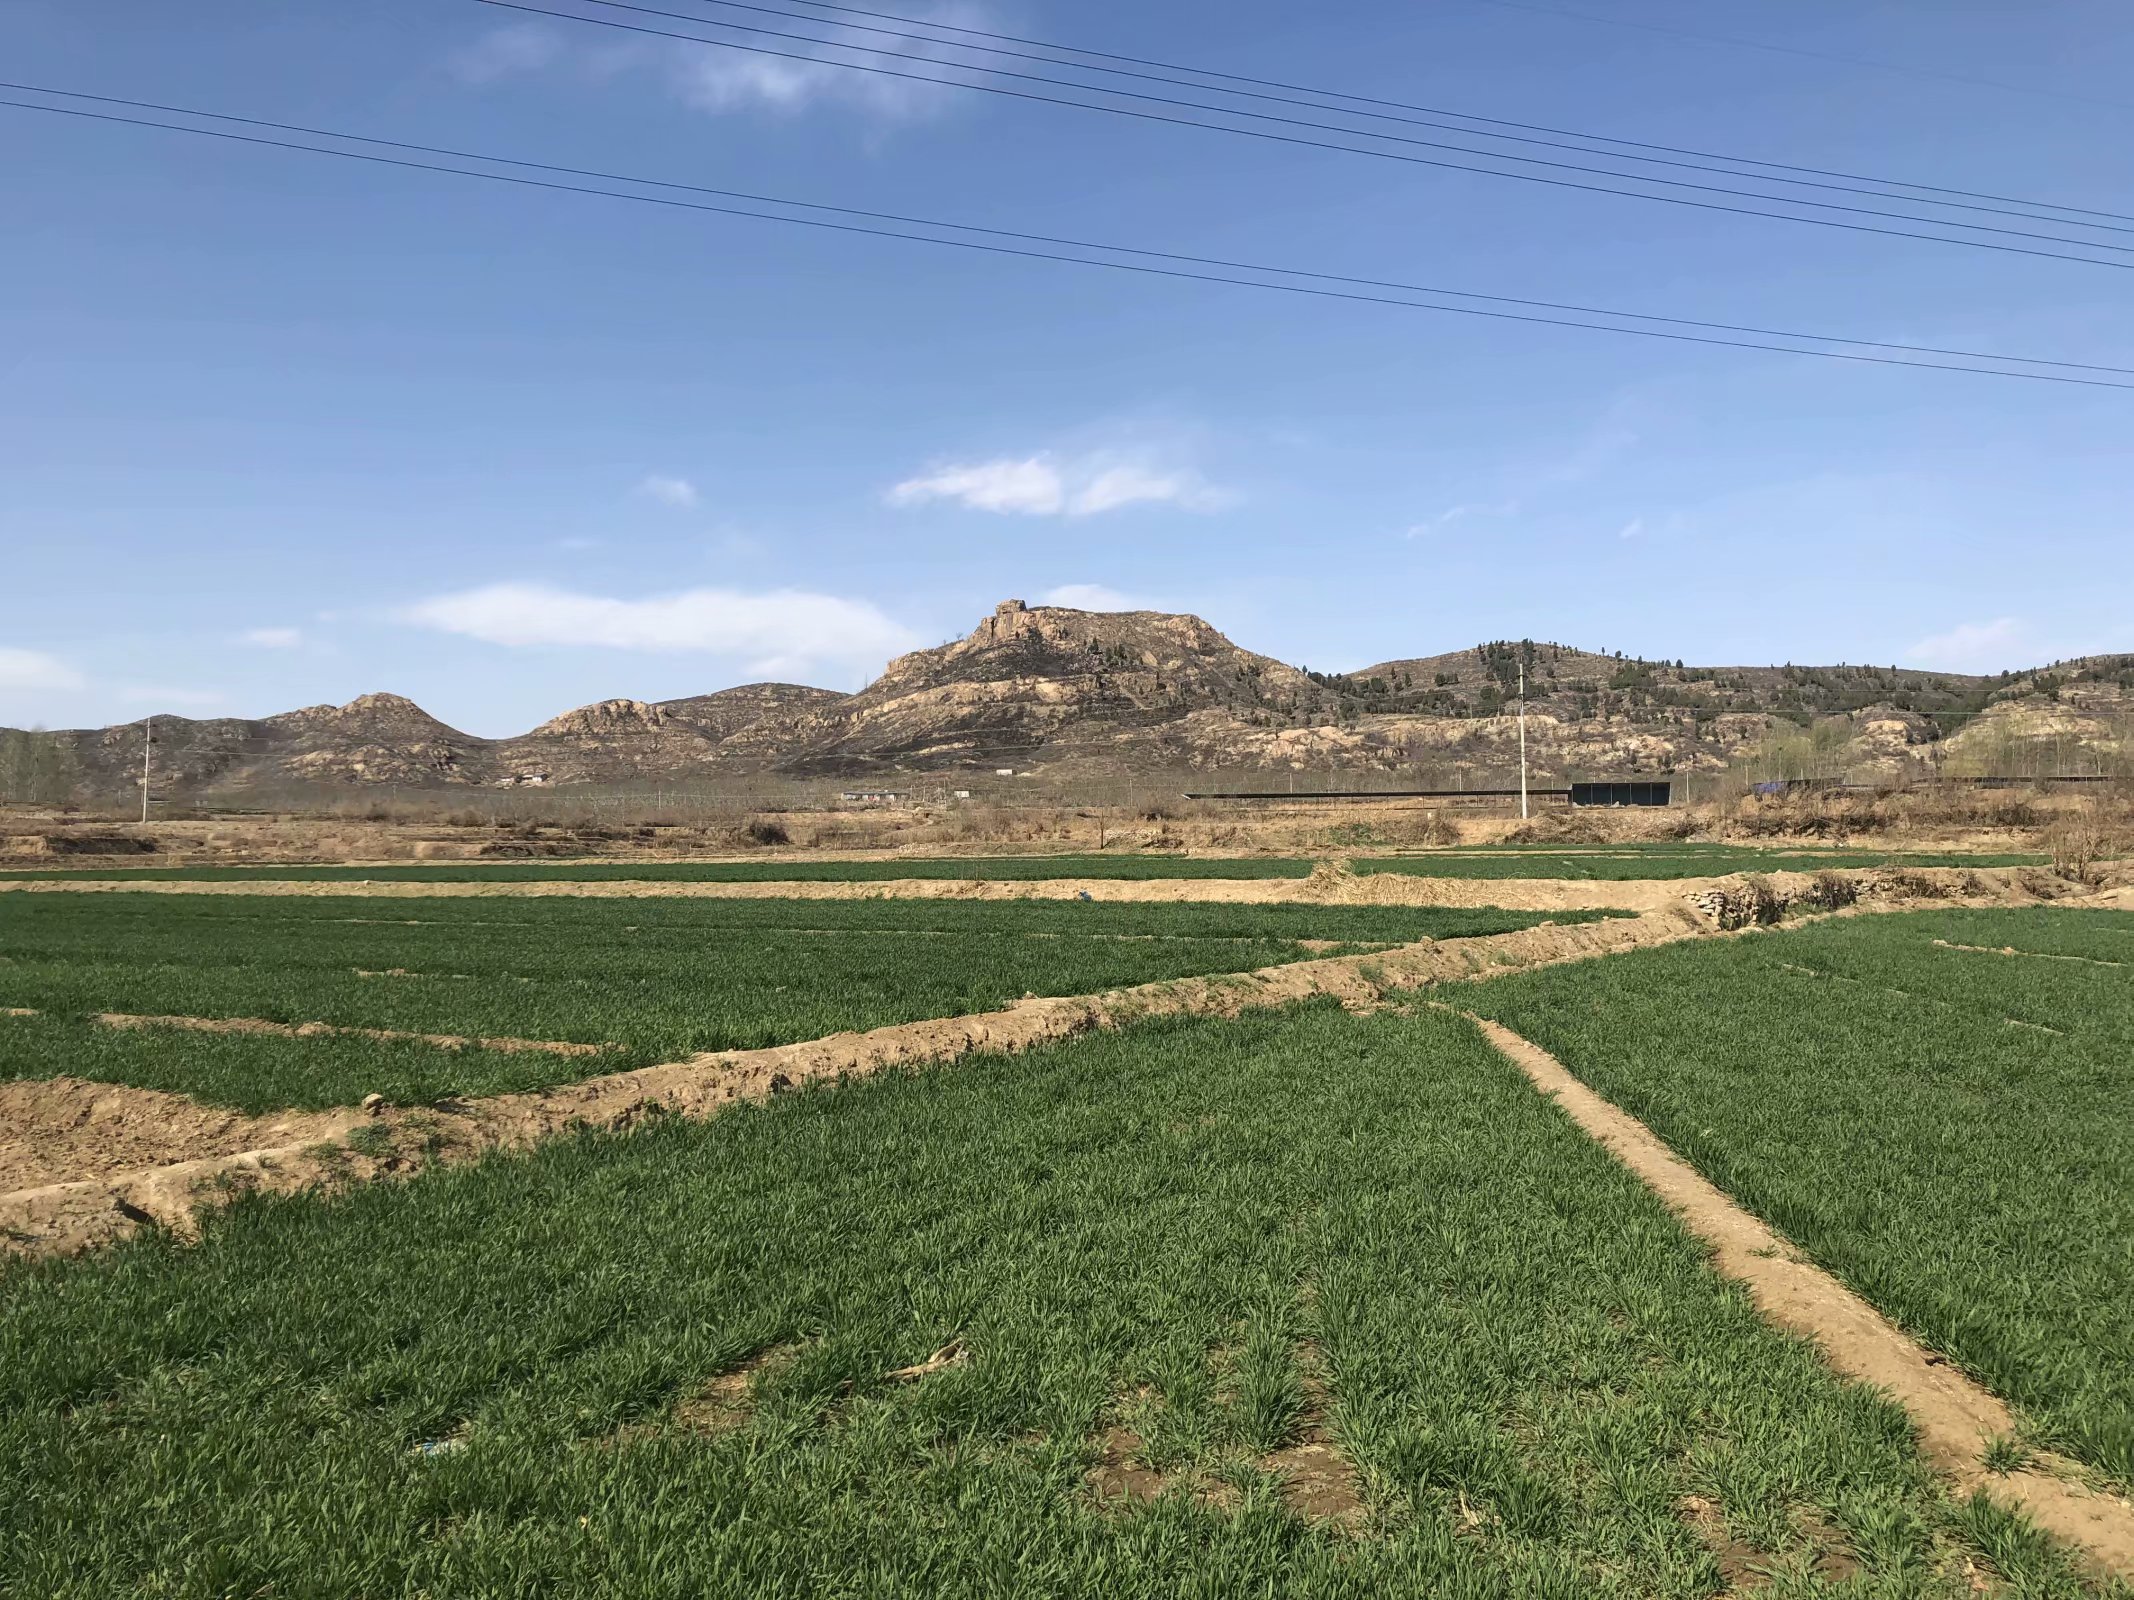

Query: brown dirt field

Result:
[0,1078,362,1197]
[1467,1015,2134,1581]
[3,860,2116,913]
[0,872,1687,911]
[0,908,1706,1259]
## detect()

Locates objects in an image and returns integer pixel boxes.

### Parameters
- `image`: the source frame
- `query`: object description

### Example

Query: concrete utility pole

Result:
[140,715,152,824]
[1518,661,1529,820]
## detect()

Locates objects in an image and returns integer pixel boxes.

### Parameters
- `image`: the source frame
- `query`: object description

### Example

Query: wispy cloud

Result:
[452,2,998,123]
[888,451,1230,518]
[1617,517,1646,541]
[1405,501,1518,538]
[1906,617,2030,673]
[635,474,700,509]
[0,647,85,693]
[398,582,920,679]
[239,626,303,649]
[448,21,565,85]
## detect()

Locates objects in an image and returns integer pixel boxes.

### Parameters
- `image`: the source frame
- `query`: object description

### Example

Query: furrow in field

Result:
[0,908,1707,1259]
[1464,1013,2134,1580]
[86,1012,613,1055]
[1931,938,2126,967]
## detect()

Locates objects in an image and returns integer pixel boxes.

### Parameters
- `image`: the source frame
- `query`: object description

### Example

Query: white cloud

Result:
[635,475,700,509]
[554,536,601,552]
[887,451,1229,518]
[1906,617,2029,673]
[0,647,85,692]
[1617,517,1646,540]
[888,457,1066,515]
[239,626,303,649]
[398,582,920,678]
[454,2,995,122]
[1040,584,1159,612]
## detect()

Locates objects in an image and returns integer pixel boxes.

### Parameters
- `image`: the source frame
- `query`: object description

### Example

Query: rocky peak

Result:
[266,693,470,742]
[528,699,670,738]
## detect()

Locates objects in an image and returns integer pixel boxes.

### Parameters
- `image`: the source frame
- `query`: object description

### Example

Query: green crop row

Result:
[0,1011,582,1112]
[1454,907,2134,1484]
[2,1003,2094,1598]
[0,896,1604,1111]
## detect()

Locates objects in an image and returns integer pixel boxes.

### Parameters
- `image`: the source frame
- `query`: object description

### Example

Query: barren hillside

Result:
[4,604,2126,796]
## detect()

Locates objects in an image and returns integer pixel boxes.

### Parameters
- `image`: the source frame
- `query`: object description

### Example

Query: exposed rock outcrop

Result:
[10,607,2128,792]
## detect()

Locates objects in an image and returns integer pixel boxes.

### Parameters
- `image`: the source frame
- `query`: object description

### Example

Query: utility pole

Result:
[140,715,152,824]
[1518,661,1529,820]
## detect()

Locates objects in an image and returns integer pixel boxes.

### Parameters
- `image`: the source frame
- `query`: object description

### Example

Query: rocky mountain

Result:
[5,601,2127,797]
[4,683,850,799]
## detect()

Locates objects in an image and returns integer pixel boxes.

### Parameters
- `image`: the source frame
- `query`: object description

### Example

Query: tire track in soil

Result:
[1464,1014,2134,1581]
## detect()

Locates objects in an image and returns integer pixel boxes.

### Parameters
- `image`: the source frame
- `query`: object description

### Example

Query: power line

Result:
[756,0,2134,225]
[7,90,2132,389]
[488,0,2134,271]
[1461,0,2134,115]
[633,0,2134,234]
[12,79,2133,379]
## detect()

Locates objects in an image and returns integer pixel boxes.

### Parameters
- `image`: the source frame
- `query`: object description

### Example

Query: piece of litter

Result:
[887,1339,968,1382]
[411,1437,465,1458]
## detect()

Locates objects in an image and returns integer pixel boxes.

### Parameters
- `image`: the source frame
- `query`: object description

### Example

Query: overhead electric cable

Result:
[1461,0,2134,115]
[484,0,2134,271]
[5,89,2131,390]
[11,79,2132,379]
[759,0,2134,221]
[637,0,2134,233]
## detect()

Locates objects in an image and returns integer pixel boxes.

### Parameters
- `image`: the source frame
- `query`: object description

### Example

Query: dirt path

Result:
[0,861,2108,914]
[1931,939,2125,968]
[90,1012,614,1056]
[0,909,1707,1258]
[0,873,1693,911]
[1466,1016,2134,1580]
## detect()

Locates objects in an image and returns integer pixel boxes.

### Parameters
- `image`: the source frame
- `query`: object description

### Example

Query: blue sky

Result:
[3,0,2130,735]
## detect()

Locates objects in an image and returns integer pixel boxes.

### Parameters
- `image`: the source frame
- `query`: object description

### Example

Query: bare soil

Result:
[0,1078,361,1197]
[4,786,2113,874]
[1468,1015,2134,1580]
[1085,1426,1165,1506]
[4,860,2115,915]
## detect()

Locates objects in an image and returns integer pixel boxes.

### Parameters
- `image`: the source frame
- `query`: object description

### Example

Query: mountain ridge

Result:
[4,600,2128,795]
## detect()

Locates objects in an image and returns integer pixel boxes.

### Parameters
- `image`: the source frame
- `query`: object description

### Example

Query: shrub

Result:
[1807,869,1859,910]
[2046,811,2111,886]
[743,817,791,847]
[1744,874,1788,925]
